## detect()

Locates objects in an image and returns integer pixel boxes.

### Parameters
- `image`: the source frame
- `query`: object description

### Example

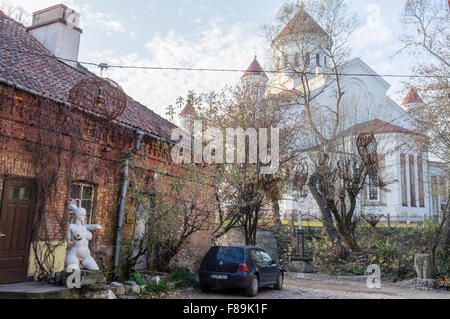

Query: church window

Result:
[400,154,408,206]
[409,155,416,207]
[315,53,320,66]
[417,154,425,207]
[367,176,379,201]
[305,53,310,65]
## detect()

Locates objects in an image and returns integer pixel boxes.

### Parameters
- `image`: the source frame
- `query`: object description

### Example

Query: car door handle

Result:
[0,234,5,237]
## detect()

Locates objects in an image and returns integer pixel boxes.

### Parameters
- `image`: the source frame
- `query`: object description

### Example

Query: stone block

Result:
[110,282,125,296]
[107,289,117,299]
[414,253,432,279]
[124,284,140,294]
[289,257,314,273]
[80,285,110,299]
[61,269,106,288]
[124,280,138,287]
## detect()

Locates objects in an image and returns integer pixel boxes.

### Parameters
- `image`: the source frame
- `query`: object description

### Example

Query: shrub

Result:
[306,220,449,283]
[169,269,198,288]
[142,280,172,297]
[128,272,146,286]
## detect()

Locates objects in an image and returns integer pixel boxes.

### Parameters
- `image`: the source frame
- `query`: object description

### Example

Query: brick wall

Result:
[0,84,213,273]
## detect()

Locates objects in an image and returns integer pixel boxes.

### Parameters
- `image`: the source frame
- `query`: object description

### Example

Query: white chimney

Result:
[28,4,82,69]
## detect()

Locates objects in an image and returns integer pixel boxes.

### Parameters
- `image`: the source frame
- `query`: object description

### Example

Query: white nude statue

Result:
[66,199,102,270]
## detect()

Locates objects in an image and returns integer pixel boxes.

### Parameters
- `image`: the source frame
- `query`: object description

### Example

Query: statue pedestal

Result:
[414,253,433,279]
[61,269,106,288]
[289,256,314,273]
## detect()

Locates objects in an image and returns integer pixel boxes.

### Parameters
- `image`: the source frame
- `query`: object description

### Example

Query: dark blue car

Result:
[198,246,284,297]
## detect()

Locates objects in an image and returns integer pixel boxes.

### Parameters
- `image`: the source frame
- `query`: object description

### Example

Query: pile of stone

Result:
[77,275,162,299]
[60,268,166,299]
[395,253,438,291]
[395,278,437,291]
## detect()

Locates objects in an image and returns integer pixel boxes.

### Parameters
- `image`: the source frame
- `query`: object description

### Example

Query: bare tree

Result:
[0,0,29,25]
[265,0,375,255]
[398,0,449,249]
[123,158,216,274]
[181,82,300,246]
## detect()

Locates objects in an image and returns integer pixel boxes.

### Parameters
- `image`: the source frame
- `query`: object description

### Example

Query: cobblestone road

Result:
[170,273,450,299]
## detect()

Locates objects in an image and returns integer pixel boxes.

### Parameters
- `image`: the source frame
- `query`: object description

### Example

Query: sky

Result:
[7,0,420,121]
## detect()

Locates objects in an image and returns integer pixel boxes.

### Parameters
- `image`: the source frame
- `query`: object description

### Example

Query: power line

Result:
[1,47,448,79]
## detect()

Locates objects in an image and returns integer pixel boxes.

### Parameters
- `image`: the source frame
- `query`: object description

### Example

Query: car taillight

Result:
[237,263,250,272]
[200,260,206,270]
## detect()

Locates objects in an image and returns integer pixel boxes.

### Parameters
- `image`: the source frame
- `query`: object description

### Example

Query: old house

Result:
[0,4,213,284]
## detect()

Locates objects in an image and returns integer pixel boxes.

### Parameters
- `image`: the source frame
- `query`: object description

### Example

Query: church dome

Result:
[402,87,423,106]
[274,7,328,43]
[241,57,268,79]
[179,102,197,117]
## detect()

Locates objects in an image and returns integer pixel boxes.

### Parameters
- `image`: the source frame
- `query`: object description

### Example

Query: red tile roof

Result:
[179,102,197,117]
[241,58,268,79]
[275,8,327,41]
[0,10,177,141]
[402,87,423,105]
[274,89,302,102]
[339,119,417,137]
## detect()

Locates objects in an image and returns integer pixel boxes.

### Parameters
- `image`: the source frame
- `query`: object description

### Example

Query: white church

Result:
[180,6,447,224]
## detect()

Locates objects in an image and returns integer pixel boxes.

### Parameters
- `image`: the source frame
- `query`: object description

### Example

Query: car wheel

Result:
[246,275,259,297]
[274,272,283,290]
[200,283,211,293]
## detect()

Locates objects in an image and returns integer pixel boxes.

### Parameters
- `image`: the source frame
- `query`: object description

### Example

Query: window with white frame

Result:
[70,182,95,224]
[367,176,379,201]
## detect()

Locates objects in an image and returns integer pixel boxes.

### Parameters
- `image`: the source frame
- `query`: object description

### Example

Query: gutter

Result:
[113,129,144,272]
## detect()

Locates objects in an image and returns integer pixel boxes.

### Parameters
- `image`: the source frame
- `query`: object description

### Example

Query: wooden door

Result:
[0,178,36,283]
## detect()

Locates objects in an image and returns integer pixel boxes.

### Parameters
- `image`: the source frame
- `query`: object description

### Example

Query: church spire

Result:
[402,86,423,106]
[299,0,305,10]
[241,56,268,97]
[241,56,268,80]
[179,102,197,132]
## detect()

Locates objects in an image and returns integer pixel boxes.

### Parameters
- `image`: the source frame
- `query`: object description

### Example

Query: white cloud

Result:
[87,20,266,121]
[80,4,125,33]
[349,3,410,103]
[177,8,184,16]
[352,4,393,48]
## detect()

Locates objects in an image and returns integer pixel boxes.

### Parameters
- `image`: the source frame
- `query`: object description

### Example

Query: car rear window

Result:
[216,247,244,263]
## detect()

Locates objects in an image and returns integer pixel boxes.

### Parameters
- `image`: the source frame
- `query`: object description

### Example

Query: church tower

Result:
[268,3,329,96]
[179,102,197,133]
[401,86,424,113]
[272,3,328,72]
[241,56,268,98]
